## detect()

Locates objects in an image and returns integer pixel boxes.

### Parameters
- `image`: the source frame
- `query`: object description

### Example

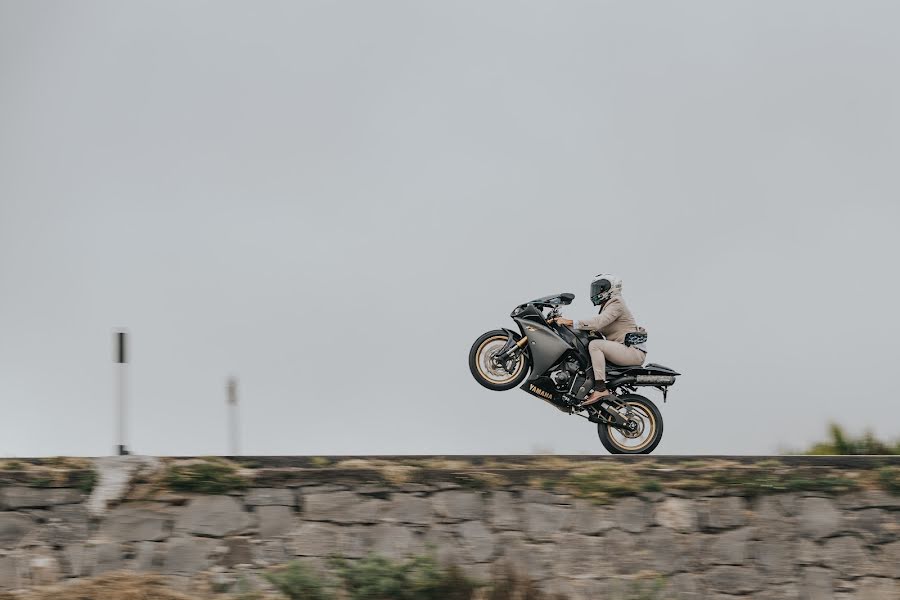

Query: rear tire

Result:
[469,330,530,391]
[597,394,664,454]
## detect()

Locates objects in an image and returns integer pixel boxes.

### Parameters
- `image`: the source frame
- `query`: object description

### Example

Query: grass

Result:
[640,479,662,493]
[622,576,666,600]
[232,454,900,499]
[708,469,860,496]
[75,469,98,493]
[265,562,335,600]
[553,459,879,501]
[803,423,900,455]
[0,458,97,492]
[164,459,249,494]
[329,553,478,600]
[224,453,899,498]
[4,452,900,499]
[0,573,196,600]
[878,466,900,494]
[0,558,565,600]
[564,465,642,503]
[486,566,566,600]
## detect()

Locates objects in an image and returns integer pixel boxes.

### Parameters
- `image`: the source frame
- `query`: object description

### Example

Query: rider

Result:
[552,274,647,407]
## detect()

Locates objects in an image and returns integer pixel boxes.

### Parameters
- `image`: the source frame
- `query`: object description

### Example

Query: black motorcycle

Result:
[468,293,680,454]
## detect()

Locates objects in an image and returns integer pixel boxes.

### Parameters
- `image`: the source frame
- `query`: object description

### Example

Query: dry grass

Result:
[0,567,563,600]
[0,458,97,492]
[163,459,249,494]
[222,456,900,498]
[0,574,199,600]
[0,457,94,473]
[3,456,898,500]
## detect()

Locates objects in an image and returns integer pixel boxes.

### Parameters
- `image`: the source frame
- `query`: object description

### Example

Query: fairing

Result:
[513,317,572,380]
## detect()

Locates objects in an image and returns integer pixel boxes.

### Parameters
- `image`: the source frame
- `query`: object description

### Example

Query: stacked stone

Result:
[0,486,88,588]
[2,476,900,598]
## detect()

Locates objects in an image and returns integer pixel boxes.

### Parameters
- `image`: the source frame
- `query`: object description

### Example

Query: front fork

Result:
[493,331,528,367]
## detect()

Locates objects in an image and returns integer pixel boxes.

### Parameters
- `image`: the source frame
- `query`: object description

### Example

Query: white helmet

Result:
[590,273,622,306]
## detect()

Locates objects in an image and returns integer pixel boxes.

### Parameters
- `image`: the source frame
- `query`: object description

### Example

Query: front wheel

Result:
[597,394,664,454]
[469,330,530,391]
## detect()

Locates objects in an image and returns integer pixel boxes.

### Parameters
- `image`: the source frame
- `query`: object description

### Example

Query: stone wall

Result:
[1,456,899,599]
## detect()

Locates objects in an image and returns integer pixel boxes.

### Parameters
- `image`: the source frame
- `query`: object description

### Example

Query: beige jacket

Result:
[573,294,646,345]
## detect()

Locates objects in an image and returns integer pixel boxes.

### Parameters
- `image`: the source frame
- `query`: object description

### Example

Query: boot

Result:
[579,380,612,407]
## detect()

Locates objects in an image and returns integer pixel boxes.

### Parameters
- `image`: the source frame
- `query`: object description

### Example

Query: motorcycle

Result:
[468,293,680,454]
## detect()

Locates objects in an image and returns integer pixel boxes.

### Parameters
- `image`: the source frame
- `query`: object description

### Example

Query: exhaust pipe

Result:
[634,375,676,386]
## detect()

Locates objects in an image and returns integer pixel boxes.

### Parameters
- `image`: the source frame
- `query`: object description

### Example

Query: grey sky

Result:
[1,1,898,457]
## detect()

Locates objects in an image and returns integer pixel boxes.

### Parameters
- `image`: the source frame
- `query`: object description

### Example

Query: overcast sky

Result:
[1,1,898,457]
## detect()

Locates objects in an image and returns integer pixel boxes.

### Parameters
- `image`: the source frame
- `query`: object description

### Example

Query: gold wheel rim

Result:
[606,401,657,452]
[475,335,524,385]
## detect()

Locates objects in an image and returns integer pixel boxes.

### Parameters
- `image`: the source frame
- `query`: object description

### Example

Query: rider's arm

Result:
[572,300,623,332]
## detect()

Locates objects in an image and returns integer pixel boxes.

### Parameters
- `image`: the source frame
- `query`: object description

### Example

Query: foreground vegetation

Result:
[163,455,900,503]
[265,555,486,600]
[802,423,900,455]
[0,555,572,600]
[0,457,97,492]
[3,450,900,504]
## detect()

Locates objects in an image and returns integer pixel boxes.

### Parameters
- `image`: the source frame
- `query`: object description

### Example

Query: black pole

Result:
[117,331,126,364]
[115,330,129,456]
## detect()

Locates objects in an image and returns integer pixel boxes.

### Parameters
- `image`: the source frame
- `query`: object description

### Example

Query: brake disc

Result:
[486,348,517,377]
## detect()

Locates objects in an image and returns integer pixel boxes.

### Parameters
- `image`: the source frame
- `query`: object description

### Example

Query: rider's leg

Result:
[593,339,645,367]
[580,340,645,407]
[580,340,611,406]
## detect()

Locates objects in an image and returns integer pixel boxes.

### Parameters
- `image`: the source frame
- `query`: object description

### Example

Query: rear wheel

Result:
[597,394,663,454]
[468,330,530,391]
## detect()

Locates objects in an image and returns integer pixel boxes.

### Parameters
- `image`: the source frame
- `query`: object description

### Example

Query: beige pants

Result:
[588,339,645,382]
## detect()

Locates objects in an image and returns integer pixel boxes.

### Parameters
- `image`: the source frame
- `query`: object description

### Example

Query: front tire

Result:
[597,394,664,454]
[469,330,530,391]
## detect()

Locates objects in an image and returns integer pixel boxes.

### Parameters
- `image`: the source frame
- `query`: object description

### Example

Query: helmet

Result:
[590,273,622,306]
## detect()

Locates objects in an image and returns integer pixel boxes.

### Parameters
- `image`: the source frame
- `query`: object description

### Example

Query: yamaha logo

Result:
[529,384,553,400]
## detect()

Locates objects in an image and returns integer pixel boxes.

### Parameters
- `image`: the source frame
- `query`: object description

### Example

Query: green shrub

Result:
[75,469,98,493]
[640,479,662,493]
[805,424,900,455]
[624,576,666,600]
[878,466,900,494]
[265,562,335,600]
[263,554,562,600]
[164,460,248,494]
[330,553,478,600]
[486,565,564,600]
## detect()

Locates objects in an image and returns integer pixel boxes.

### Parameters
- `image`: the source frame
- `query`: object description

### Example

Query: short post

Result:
[227,377,240,456]
[114,330,130,456]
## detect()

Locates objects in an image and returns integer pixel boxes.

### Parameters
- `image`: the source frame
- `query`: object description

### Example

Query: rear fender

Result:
[642,363,681,376]
[611,363,681,377]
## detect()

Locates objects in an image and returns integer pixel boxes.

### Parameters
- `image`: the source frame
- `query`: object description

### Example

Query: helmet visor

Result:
[590,278,611,303]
